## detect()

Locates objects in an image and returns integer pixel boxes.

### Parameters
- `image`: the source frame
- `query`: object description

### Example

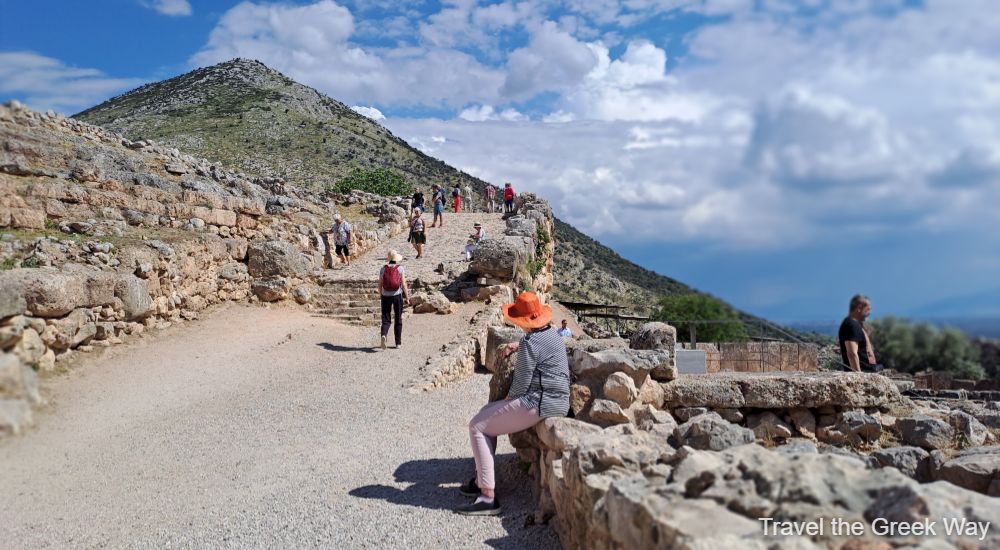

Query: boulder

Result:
[484,325,522,373]
[632,404,678,433]
[628,322,676,351]
[469,236,533,279]
[572,348,674,388]
[636,377,665,408]
[292,286,312,305]
[247,240,309,278]
[589,399,631,426]
[114,275,152,321]
[410,291,455,314]
[0,283,26,319]
[218,262,249,282]
[570,384,592,417]
[837,410,882,445]
[788,407,817,439]
[937,446,1000,494]
[251,277,290,302]
[673,407,709,422]
[872,446,931,482]
[747,411,793,441]
[949,410,989,447]
[897,415,955,450]
[534,417,603,452]
[601,372,638,408]
[504,215,537,238]
[674,412,755,451]
[12,327,45,365]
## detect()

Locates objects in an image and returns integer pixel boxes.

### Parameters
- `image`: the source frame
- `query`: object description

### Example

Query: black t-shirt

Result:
[412,192,424,208]
[839,317,872,368]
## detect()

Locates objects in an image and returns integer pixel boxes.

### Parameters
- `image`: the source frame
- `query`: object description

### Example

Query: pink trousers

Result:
[468,399,541,490]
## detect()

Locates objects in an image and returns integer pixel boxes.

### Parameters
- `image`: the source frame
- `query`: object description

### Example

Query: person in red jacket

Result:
[503,182,515,214]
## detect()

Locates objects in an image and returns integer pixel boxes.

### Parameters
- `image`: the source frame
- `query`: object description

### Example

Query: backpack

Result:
[381,264,402,292]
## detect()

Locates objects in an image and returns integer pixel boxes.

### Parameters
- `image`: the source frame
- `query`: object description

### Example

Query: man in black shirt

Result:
[838,294,884,373]
[411,187,425,213]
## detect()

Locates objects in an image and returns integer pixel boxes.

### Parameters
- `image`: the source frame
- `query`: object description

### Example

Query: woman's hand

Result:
[500,341,519,359]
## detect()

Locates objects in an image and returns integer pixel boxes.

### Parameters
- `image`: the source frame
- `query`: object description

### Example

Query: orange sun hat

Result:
[502,291,552,330]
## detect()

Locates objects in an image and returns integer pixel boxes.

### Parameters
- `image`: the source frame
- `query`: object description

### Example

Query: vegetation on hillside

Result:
[869,316,985,379]
[331,168,409,196]
[654,294,749,343]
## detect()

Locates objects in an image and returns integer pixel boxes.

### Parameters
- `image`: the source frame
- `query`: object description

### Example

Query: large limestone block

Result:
[409,291,455,314]
[114,275,152,321]
[247,240,309,278]
[572,348,673,388]
[534,417,603,452]
[251,276,290,302]
[504,215,537,238]
[602,372,638,408]
[469,236,533,279]
[1,269,86,318]
[872,446,931,481]
[662,372,902,409]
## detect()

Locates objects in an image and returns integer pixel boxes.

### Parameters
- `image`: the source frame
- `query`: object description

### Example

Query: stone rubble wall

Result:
[487,321,1000,548]
[0,102,405,436]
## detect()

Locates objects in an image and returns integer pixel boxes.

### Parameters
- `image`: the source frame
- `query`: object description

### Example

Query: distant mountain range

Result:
[75,58,820,343]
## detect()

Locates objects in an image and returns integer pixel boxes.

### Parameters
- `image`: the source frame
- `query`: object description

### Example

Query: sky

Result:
[2,0,999,323]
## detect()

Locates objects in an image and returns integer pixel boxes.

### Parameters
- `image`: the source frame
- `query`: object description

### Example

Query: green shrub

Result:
[869,316,983,379]
[1,257,17,270]
[20,256,41,268]
[330,168,409,196]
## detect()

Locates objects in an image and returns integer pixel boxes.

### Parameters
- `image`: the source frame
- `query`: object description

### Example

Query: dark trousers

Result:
[380,294,403,345]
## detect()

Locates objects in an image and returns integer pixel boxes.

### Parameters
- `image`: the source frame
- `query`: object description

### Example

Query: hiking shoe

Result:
[455,499,500,516]
[459,477,480,497]
[380,335,387,349]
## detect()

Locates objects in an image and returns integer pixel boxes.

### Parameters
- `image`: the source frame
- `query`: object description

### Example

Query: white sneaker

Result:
[380,335,387,349]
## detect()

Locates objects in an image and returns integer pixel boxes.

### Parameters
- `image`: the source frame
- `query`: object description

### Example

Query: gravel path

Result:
[322,212,509,285]
[0,302,561,549]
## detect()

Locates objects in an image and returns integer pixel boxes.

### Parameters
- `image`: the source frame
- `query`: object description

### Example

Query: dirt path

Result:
[0,303,560,549]
[325,212,509,285]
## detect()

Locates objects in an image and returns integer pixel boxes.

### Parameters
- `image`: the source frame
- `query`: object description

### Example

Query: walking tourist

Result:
[463,183,473,213]
[484,183,496,213]
[431,184,445,228]
[838,294,884,373]
[325,213,352,267]
[411,186,425,213]
[452,183,463,213]
[409,209,426,259]
[456,292,570,516]
[503,182,515,214]
[377,250,409,350]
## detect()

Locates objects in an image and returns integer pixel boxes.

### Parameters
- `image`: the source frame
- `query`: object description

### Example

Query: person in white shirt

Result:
[557,319,572,337]
[464,222,486,260]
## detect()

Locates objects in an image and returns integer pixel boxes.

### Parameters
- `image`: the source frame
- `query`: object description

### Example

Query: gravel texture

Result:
[0,302,561,549]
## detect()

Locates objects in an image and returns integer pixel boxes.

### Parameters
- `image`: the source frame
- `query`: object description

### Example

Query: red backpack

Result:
[381,264,402,292]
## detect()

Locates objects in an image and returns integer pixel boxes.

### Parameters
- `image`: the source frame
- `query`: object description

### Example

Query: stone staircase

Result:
[313,280,382,325]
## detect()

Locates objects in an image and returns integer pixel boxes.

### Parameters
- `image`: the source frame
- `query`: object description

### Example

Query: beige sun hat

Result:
[387,249,403,262]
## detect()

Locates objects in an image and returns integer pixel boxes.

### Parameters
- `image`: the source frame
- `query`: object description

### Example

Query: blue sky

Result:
[2,0,999,323]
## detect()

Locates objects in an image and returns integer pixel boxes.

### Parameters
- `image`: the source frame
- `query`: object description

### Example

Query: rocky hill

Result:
[75,58,816,341]
[75,59,478,191]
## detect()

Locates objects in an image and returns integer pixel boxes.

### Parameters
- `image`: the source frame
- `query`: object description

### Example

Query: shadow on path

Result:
[350,455,558,549]
[316,342,378,353]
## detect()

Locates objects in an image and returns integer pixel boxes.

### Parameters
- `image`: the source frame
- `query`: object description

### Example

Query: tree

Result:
[653,293,748,343]
[869,317,982,378]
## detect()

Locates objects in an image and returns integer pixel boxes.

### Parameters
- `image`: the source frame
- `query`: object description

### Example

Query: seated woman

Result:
[463,222,485,261]
[456,292,570,516]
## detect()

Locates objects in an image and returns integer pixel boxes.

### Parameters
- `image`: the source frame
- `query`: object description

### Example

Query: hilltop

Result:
[75,58,817,341]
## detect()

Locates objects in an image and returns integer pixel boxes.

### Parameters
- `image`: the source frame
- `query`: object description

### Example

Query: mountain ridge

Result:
[75,58,821,343]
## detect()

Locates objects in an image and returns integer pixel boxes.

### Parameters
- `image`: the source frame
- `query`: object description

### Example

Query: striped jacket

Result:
[508,326,571,418]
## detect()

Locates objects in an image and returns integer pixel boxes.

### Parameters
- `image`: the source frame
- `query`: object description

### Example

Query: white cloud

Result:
[501,21,601,98]
[0,51,143,114]
[141,0,192,17]
[458,104,528,122]
[351,105,385,121]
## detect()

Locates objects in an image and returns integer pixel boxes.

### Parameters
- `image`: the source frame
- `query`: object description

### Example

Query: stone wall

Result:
[487,322,1000,548]
[0,102,405,436]
[685,341,819,372]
